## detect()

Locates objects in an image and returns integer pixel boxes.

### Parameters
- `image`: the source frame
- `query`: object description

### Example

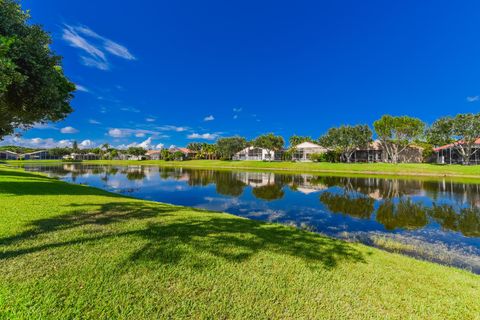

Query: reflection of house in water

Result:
[290,174,328,194]
[236,172,275,187]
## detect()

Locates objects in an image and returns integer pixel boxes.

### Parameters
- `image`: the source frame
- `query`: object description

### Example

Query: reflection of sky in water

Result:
[24,164,480,258]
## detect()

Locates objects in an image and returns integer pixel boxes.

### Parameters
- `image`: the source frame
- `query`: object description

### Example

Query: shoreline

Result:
[5,159,480,180]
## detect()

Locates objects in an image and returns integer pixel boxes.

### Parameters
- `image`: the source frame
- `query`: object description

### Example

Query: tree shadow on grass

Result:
[126,216,366,270]
[0,198,365,270]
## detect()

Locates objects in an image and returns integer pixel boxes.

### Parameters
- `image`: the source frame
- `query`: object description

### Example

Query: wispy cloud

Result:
[145,117,156,122]
[32,123,58,130]
[120,106,140,113]
[156,125,189,132]
[187,132,219,140]
[467,96,479,102]
[107,128,168,139]
[62,24,135,70]
[60,126,79,134]
[233,107,242,119]
[204,115,215,121]
[89,119,101,125]
[75,84,89,92]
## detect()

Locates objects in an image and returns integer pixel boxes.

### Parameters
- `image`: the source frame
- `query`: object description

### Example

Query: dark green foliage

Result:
[319,125,372,162]
[0,0,75,138]
[216,136,247,160]
[373,115,425,163]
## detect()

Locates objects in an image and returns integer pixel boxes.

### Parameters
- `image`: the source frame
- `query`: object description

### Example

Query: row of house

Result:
[232,141,425,163]
[0,150,54,160]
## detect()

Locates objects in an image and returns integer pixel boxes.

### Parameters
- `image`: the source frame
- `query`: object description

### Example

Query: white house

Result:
[0,150,19,160]
[233,146,276,161]
[292,142,328,162]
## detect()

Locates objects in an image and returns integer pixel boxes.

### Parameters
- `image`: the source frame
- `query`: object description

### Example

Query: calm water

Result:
[22,164,480,271]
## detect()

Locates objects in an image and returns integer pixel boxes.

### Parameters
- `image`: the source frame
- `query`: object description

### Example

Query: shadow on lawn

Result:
[0,167,366,269]
[0,200,366,270]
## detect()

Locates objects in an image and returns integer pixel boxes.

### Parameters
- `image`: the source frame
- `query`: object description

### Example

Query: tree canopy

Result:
[426,113,480,164]
[253,133,284,159]
[0,0,75,138]
[216,136,247,160]
[319,125,372,162]
[373,115,425,163]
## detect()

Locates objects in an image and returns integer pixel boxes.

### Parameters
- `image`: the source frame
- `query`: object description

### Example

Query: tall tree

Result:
[426,113,480,164]
[253,133,285,159]
[127,147,146,158]
[288,135,313,147]
[0,0,75,138]
[319,125,372,162]
[216,136,247,160]
[373,115,425,163]
[72,140,79,152]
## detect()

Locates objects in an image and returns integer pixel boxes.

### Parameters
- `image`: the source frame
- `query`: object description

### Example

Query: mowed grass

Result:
[7,159,480,178]
[0,167,479,319]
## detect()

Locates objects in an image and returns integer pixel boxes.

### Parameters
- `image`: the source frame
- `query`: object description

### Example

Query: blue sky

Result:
[3,0,480,149]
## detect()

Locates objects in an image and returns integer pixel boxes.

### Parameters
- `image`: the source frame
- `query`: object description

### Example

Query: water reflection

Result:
[19,163,480,273]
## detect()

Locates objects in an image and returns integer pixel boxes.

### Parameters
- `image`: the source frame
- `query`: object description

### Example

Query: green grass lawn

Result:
[6,159,480,178]
[0,166,479,319]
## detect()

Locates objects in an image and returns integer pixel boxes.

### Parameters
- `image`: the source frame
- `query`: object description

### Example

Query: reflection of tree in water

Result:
[215,172,246,197]
[429,204,480,237]
[252,184,284,201]
[319,191,374,219]
[124,168,146,181]
[185,169,216,186]
[376,198,428,231]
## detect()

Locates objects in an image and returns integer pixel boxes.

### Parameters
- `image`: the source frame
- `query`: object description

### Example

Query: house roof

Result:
[23,150,47,155]
[0,150,19,155]
[295,141,325,149]
[146,150,162,155]
[434,138,480,151]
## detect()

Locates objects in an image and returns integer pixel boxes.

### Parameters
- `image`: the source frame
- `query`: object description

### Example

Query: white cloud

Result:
[108,128,167,139]
[103,39,136,60]
[233,114,238,119]
[0,136,72,149]
[204,115,215,121]
[157,125,189,132]
[62,24,135,70]
[138,137,154,149]
[60,126,79,134]
[120,106,140,113]
[75,84,89,92]
[145,118,156,122]
[108,128,128,138]
[467,96,479,102]
[116,137,163,150]
[32,123,58,130]
[233,107,242,112]
[79,139,95,149]
[187,133,219,140]
[89,119,101,125]
[80,56,109,70]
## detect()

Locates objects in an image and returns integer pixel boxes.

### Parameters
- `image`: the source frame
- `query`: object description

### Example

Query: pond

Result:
[22,164,480,272]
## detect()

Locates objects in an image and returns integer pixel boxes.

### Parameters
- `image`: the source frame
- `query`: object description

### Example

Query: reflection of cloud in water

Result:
[246,209,286,221]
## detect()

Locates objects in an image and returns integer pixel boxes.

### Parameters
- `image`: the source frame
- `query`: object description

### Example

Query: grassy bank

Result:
[0,166,478,319]
[5,159,480,178]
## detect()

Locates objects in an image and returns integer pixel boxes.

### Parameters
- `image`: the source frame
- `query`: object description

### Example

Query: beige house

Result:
[292,142,328,162]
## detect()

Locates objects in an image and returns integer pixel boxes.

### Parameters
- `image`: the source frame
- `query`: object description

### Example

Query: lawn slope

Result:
[0,166,478,319]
